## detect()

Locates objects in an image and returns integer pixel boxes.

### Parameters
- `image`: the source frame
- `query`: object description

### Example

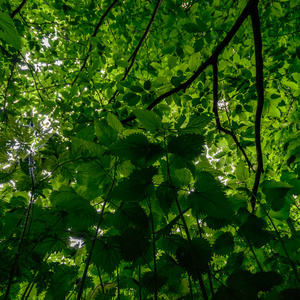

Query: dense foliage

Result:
[0,0,300,299]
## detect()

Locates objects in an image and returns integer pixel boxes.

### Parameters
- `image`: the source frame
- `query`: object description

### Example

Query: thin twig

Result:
[72,0,119,86]
[109,0,163,103]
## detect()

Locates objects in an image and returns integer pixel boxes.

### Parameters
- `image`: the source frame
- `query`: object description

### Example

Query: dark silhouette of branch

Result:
[109,0,163,103]
[72,0,119,86]
[212,62,254,172]
[11,0,27,18]
[250,0,264,213]
[122,0,255,124]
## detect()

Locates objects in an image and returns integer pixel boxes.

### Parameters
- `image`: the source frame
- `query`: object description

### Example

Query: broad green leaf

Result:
[140,271,168,294]
[167,134,205,160]
[183,22,199,33]
[111,133,164,166]
[123,92,141,106]
[214,232,234,256]
[134,109,162,132]
[176,237,212,277]
[0,12,21,49]
[114,202,149,232]
[236,160,249,181]
[117,228,150,261]
[107,112,123,133]
[90,237,121,274]
[156,181,175,213]
[180,114,212,134]
[190,171,235,219]
[95,119,118,148]
[109,167,157,202]
[262,180,292,211]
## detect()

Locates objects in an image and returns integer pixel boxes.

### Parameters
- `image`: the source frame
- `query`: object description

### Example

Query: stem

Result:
[5,193,35,299]
[164,134,209,300]
[265,211,300,285]
[117,266,121,300]
[148,199,158,300]
[76,201,107,300]
[188,276,194,300]
[139,266,142,300]
[77,161,117,299]
[97,267,105,293]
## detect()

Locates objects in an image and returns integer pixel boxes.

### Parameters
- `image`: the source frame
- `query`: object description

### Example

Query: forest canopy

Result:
[0,0,300,299]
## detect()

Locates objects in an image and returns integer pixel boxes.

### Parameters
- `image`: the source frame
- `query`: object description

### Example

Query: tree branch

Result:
[250,0,264,213]
[72,0,119,86]
[11,0,28,18]
[109,0,162,102]
[122,0,255,124]
[212,62,254,172]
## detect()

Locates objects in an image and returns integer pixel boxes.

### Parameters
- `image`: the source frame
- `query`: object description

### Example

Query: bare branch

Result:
[212,62,254,172]
[11,0,28,18]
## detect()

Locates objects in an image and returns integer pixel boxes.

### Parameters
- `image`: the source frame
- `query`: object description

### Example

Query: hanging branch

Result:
[11,0,28,18]
[212,62,254,172]
[250,0,264,213]
[109,0,163,103]
[72,0,119,86]
[122,0,255,125]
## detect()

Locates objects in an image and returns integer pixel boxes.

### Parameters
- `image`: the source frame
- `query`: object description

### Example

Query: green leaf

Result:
[190,171,235,220]
[144,80,152,90]
[114,202,149,232]
[109,167,157,202]
[235,160,249,181]
[117,228,150,261]
[0,12,21,49]
[183,23,199,33]
[176,237,212,277]
[95,119,118,147]
[134,109,162,132]
[290,0,300,8]
[156,182,175,213]
[90,237,121,274]
[167,134,205,160]
[238,214,272,248]
[123,92,141,106]
[107,112,123,133]
[214,232,234,256]
[111,133,164,166]
[180,114,212,134]
[262,180,292,211]
[140,271,168,294]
